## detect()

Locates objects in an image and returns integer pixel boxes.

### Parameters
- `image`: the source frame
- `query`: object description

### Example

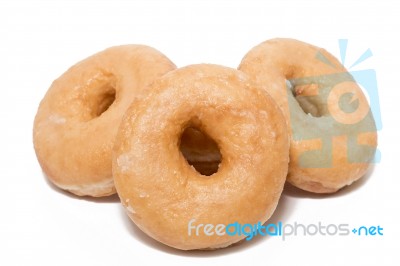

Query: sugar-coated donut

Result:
[33,45,176,197]
[239,38,377,193]
[113,64,289,250]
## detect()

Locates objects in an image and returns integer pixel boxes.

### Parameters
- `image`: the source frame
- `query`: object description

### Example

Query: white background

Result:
[1,0,399,265]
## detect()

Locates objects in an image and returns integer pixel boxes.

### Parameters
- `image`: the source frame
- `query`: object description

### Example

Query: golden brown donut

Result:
[33,45,176,197]
[239,38,377,193]
[113,64,289,250]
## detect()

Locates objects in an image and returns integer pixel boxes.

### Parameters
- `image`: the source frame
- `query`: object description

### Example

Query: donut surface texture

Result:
[33,45,176,197]
[113,64,289,250]
[239,38,377,193]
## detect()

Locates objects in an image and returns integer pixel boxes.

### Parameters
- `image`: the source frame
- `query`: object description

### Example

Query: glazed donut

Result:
[239,38,377,193]
[33,45,176,197]
[113,64,289,250]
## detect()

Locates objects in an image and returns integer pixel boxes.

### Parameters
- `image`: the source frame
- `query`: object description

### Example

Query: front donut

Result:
[112,64,289,250]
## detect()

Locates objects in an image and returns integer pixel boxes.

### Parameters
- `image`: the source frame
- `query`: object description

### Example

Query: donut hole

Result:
[287,80,328,117]
[95,89,116,117]
[295,96,325,117]
[86,83,116,119]
[179,127,222,176]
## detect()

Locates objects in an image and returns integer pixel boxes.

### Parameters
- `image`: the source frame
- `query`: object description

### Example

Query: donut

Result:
[33,45,176,197]
[239,38,377,193]
[112,64,289,250]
